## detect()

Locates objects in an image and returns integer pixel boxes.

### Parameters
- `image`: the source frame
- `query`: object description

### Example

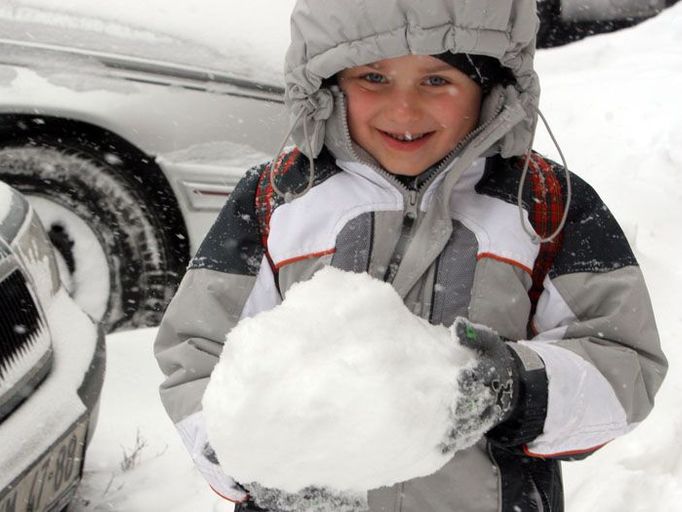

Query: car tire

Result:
[0,143,187,332]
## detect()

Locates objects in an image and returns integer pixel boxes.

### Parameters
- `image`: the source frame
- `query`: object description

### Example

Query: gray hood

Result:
[284,0,540,161]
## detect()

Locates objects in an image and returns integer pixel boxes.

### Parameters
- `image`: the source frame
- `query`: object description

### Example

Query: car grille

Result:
[0,266,53,422]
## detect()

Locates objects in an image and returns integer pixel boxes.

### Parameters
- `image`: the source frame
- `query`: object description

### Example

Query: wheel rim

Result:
[28,196,111,322]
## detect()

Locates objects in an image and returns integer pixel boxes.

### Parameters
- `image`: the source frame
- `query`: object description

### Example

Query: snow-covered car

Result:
[0,38,287,332]
[0,180,105,512]
[537,0,679,47]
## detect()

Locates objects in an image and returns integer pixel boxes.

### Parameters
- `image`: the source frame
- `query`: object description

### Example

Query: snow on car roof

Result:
[0,0,297,86]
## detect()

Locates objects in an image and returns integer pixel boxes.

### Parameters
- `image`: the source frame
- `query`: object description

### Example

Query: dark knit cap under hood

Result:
[433,53,515,94]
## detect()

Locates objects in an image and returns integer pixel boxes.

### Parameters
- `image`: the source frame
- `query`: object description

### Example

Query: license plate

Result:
[0,418,88,512]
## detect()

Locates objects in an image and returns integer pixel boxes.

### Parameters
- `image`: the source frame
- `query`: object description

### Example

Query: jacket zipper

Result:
[384,188,418,282]
[378,116,500,283]
[335,90,506,284]
[336,93,426,283]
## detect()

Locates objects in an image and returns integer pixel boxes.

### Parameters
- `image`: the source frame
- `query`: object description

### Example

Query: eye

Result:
[424,75,449,86]
[361,72,387,84]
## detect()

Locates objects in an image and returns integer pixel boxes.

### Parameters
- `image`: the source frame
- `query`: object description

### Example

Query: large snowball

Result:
[203,267,475,494]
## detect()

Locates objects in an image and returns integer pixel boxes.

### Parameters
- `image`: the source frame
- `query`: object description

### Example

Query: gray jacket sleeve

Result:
[520,176,667,459]
[154,165,278,500]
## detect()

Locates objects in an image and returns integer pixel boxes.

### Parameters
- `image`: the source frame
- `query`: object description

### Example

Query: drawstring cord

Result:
[517,107,573,244]
[269,108,316,203]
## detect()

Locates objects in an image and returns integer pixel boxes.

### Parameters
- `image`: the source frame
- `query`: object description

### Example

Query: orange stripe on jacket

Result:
[477,252,533,276]
[274,248,337,270]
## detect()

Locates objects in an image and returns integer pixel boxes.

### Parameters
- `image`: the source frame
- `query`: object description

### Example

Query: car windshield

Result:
[0,0,297,85]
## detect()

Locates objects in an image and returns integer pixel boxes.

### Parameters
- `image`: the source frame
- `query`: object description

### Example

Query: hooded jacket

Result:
[154,1,667,511]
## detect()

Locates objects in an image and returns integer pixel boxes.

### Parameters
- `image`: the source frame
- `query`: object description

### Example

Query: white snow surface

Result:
[203,267,476,493]
[17,4,680,512]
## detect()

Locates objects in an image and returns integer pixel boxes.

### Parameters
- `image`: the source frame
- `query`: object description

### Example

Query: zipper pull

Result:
[408,189,418,206]
[406,189,418,221]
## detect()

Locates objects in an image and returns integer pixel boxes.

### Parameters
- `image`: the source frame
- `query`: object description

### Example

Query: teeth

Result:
[388,132,426,142]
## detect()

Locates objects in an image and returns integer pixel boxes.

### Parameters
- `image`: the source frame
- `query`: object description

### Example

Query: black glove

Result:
[245,482,368,512]
[441,317,520,453]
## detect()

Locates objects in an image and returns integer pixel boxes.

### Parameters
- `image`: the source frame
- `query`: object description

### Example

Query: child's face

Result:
[338,55,482,176]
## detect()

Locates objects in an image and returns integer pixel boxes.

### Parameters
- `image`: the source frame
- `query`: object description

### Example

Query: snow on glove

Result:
[245,482,369,512]
[441,317,520,453]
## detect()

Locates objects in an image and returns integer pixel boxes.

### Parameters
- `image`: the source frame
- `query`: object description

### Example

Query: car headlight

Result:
[3,193,61,306]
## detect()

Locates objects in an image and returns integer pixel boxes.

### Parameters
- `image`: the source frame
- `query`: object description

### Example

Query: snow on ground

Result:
[70,327,234,512]
[62,4,682,512]
[532,7,682,511]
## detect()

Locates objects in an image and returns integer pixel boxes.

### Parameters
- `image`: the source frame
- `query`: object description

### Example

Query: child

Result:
[155,0,667,511]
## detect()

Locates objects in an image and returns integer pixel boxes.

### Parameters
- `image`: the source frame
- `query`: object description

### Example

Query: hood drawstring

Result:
[517,106,573,244]
[269,108,316,203]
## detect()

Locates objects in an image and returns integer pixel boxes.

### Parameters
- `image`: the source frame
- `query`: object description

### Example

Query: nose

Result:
[385,87,422,125]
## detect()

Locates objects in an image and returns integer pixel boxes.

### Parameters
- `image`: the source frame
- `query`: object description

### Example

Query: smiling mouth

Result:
[378,130,434,151]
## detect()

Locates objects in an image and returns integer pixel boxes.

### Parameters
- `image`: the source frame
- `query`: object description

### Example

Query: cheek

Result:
[345,90,377,135]
[433,94,481,131]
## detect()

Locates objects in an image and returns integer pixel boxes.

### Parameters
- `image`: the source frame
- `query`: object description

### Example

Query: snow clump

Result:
[203,267,478,495]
